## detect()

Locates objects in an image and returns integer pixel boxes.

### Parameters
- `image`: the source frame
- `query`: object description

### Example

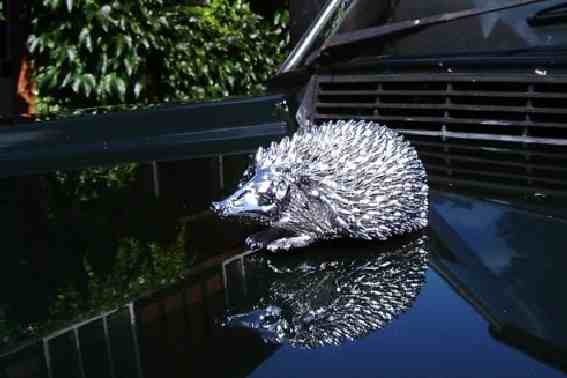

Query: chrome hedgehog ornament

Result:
[211,120,429,252]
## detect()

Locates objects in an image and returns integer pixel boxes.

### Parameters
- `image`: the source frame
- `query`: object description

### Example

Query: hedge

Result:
[28,0,289,113]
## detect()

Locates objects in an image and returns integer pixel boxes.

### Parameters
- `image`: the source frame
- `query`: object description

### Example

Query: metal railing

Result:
[0,95,292,178]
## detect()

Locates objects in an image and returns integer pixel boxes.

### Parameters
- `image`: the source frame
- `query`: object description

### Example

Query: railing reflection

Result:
[0,255,229,378]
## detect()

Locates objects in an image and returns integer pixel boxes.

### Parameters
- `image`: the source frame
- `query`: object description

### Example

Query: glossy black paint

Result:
[430,192,567,374]
[277,0,567,75]
[309,0,549,67]
[1,1,566,376]
[1,147,566,377]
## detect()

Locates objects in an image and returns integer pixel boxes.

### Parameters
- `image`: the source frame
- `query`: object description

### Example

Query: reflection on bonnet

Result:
[222,234,429,349]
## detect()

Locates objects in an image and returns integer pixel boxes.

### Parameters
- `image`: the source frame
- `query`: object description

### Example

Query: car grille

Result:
[313,73,567,198]
[314,73,567,146]
[409,135,567,198]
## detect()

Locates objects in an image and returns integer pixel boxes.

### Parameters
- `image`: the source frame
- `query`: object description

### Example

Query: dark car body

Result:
[270,0,567,212]
[1,1,567,377]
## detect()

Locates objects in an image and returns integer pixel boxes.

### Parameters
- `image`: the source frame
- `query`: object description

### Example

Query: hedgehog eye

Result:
[239,166,255,188]
[274,181,288,201]
[258,192,275,206]
[298,176,310,187]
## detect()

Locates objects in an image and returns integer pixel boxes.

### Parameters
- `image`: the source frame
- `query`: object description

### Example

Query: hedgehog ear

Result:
[248,152,256,166]
[255,147,264,163]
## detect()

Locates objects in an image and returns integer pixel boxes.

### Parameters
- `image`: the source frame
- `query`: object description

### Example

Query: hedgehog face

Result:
[211,168,290,222]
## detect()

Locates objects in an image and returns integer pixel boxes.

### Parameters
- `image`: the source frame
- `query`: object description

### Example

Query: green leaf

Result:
[48,74,59,90]
[66,48,77,63]
[100,53,109,74]
[72,76,82,92]
[60,73,72,89]
[99,75,112,97]
[227,75,235,88]
[124,35,132,49]
[99,5,111,18]
[134,82,143,98]
[27,35,40,53]
[79,28,93,52]
[82,74,96,97]
[115,36,124,58]
[114,77,126,99]
[119,17,126,31]
[140,38,150,49]
[124,57,133,77]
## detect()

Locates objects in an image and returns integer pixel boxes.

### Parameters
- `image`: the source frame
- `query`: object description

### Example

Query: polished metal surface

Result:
[212,120,429,251]
[278,0,358,74]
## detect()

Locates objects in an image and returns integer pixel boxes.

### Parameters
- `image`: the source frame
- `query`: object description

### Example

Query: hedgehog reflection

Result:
[222,235,429,349]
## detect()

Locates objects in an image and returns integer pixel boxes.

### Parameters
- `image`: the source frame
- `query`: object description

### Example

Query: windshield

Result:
[284,0,567,71]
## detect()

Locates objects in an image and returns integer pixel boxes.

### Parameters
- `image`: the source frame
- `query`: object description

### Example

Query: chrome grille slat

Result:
[419,151,567,173]
[317,102,567,114]
[315,73,567,197]
[318,74,567,83]
[411,140,567,159]
[314,73,567,146]
[315,114,567,129]
[423,163,566,186]
[398,129,566,146]
[429,176,567,197]
[318,89,567,99]
[409,134,567,197]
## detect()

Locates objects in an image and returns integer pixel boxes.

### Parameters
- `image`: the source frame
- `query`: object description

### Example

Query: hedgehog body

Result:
[211,120,429,251]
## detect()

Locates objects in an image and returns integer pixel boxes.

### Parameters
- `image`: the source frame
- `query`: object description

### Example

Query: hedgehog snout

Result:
[211,187,257,217]
[211,201,224,215]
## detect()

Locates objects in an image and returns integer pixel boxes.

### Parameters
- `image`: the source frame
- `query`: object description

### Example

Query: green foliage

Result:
[29,0,289,111]
[49,237,187,323]
[0,234,187,348]
[159,0,289,100]
[48,163,138,202]
[29,0,166,106]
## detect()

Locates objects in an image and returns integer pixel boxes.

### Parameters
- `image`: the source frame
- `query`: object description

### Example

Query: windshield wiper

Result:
[527,2,567,26]
[306,0,550,67]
